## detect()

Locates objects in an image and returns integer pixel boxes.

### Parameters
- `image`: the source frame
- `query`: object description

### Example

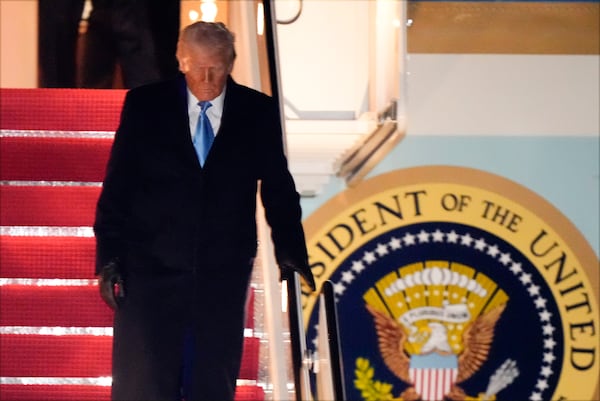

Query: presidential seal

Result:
[302,166,599,401]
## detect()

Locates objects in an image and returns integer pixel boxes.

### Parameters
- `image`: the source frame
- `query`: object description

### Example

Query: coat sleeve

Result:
[93,91,139,274]
[257,98,310,270]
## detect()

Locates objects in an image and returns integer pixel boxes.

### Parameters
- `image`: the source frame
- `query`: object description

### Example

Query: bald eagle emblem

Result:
[363,263,519,401]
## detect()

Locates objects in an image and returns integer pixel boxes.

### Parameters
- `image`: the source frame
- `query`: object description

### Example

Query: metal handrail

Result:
[264,2,346,399]
[319,280,346,400]
[285,272,312,401]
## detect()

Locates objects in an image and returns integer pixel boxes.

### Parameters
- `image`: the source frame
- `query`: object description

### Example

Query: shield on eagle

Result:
[365,263,507,401]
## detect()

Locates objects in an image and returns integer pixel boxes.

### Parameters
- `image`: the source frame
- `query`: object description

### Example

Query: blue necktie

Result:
[193,101,214,166]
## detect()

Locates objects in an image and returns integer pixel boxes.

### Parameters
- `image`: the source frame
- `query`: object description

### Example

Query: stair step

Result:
[0,136,112,182]
[0,236,95,279]
[0,185,100,227]
[0,334,111,377]
[0,88,125,132]
[234,385,265,401]
[0,285,257,331]
[0,384,264,401]
[0,285,113,327]
[238,336,260,380]
[0,334,260,380]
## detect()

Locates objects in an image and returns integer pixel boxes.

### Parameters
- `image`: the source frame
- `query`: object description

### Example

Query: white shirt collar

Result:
[187,86,226,135]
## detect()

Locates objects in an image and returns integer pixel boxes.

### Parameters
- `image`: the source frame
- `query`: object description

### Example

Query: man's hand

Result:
[98,260,125,310]
[280,262,316,292]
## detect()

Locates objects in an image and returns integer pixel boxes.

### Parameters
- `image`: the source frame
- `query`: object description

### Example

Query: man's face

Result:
[177,41,232,101]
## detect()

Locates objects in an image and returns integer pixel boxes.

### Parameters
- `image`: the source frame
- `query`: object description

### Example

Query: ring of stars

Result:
[313,227,558,401]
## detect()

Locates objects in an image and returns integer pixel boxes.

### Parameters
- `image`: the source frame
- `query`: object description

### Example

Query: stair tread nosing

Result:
[0,384,264,401]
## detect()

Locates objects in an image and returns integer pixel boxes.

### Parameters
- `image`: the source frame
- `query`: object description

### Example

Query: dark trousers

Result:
[81,0,180,89]
[110,268,251,401]
[38,0,85,87]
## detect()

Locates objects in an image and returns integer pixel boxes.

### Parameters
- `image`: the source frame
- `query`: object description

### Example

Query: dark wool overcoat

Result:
[94,73,308,400]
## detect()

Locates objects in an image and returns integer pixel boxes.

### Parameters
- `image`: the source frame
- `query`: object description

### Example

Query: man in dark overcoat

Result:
[94,21,315,401]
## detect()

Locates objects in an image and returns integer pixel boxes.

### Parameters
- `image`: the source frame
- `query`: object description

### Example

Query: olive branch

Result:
[354,357,399,401]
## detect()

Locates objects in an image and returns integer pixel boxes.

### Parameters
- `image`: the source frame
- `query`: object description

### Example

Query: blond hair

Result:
[179,21,236,66]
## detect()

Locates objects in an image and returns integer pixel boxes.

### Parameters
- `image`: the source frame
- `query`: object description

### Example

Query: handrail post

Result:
[285,272,312,401]
[321,280,346,400]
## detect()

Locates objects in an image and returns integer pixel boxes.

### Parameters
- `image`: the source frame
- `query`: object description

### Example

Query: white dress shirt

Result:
[186,87,226,138]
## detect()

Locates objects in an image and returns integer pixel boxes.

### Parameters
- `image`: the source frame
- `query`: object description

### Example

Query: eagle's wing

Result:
[456,303,506,383]
[365,304,411,383]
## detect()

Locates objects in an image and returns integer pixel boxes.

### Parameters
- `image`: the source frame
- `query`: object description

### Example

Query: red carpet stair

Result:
[0,88,264,400]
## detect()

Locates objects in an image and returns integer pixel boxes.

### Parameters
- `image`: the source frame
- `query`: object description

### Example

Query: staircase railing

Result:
[262,2,346,398]
[316,280,346,401]
[284,272,312,401]
[285,274,346,401]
